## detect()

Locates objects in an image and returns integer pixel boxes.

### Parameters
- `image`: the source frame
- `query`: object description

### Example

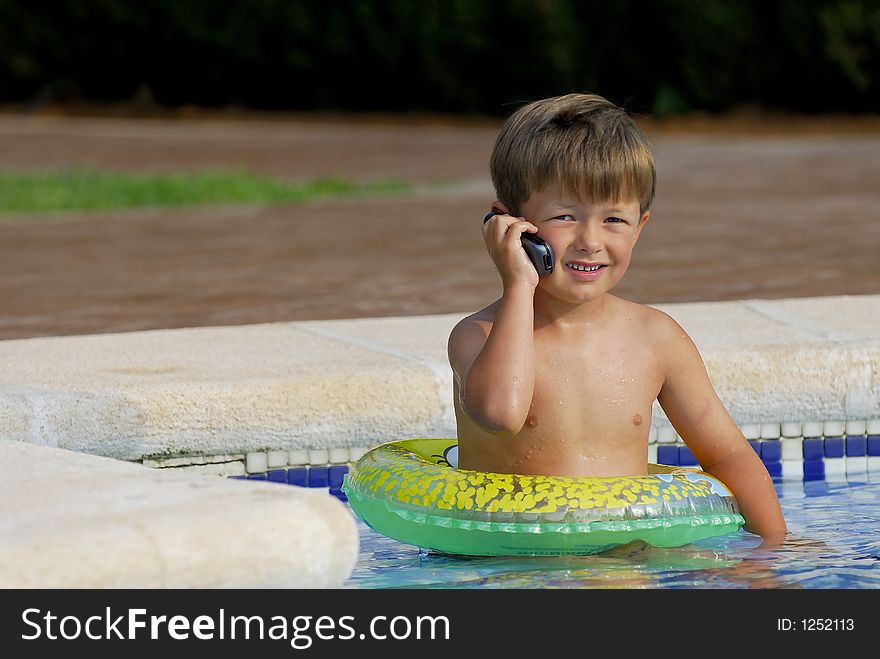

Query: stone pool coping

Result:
[1,293,878,587]
[0,439,358,588]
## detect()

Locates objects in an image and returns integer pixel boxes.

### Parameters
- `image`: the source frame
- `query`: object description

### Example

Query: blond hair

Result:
[489,93,655,214]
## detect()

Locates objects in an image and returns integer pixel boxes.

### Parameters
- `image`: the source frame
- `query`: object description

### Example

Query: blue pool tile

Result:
[824,436,844,458]
[803,438,824,461]
[749,440,762,456]
[657,445,678,465]
[267,469,287,483]
[228,475,247,480]
[330,488,348,502]
[246,474,268,481]
[308,466,329,488]
[329,465,349,488]
[761,441,781,462]
[868,435,880,456]
[846,436,867,457]
[764,461,782,478]
[803,460,825,481]
[678,446,698,466]
[287,467,308,487]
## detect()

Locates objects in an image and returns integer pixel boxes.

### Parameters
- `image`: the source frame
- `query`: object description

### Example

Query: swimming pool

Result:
[343,477,880,588]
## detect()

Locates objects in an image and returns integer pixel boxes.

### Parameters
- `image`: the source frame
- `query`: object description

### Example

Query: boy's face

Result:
[516,182,650,304]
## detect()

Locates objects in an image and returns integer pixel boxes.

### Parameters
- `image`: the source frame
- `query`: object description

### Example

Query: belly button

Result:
[525,414,538,427]
[632,413,643,427]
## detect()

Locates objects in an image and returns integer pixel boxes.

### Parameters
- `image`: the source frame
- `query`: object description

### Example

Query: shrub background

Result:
[0,0,877,116]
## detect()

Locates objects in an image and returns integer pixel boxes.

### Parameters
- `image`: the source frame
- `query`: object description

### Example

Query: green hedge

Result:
[0,0,876,116]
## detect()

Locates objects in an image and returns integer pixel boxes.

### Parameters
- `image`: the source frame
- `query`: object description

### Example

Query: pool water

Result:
[343,478,880,588]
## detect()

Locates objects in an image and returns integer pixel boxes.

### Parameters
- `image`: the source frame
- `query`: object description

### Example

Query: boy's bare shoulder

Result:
[447,301,499,380]
[449,300,499,335]
[613,297,687,344]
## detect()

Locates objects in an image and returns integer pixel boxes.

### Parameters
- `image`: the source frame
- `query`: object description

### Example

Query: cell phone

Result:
[520,232,554,277]
[483,211,555,277]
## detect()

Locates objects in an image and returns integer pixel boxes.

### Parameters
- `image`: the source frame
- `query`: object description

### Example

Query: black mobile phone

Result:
[520,232,554,277]
[483,211,555,277]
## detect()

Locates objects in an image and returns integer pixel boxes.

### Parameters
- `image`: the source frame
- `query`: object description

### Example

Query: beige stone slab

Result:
[652,299,825,350]
[656,295,880,348]
[0,323,447,459]
[648,295,880,424]
[0,295,878,460]
[290,314,460,366]
[0,440,358,588]
[739,295,880,343]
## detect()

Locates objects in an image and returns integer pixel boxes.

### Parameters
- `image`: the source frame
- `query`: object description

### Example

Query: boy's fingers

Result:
[481,211,512,241]
[481,212,536,245]
[506,220,537,238]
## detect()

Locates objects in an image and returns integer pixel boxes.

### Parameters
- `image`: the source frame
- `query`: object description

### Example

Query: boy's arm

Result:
[448,284,536,435]
[447,211,540,435]
[655,313,787,543]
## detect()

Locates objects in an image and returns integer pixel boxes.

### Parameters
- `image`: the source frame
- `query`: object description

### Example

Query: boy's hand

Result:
[482,210,540,291]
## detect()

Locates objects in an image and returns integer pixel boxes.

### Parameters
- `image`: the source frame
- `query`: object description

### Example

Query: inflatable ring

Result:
[342,438,744,556]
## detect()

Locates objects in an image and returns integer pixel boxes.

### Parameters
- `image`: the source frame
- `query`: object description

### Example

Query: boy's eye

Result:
[550,214,575,222]
[606,216,627,224]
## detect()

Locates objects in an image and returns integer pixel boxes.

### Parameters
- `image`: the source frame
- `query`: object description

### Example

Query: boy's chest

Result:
[530,335,664,426]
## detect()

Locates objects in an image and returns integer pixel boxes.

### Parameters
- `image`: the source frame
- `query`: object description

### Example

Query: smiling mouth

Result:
[566,264,606,272]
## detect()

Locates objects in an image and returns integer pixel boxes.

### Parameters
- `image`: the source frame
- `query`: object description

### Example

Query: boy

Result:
[447,93,786,543]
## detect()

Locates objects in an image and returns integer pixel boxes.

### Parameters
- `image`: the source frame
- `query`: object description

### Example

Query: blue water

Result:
[343,478,880,588]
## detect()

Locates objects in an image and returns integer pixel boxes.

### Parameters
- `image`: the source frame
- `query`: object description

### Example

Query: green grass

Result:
[0,169,409,214]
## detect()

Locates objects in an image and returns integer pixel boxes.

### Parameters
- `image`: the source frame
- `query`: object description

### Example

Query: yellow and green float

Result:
[343,438,745,556]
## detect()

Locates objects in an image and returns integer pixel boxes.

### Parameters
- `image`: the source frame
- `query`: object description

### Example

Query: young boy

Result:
[447,93,787,543]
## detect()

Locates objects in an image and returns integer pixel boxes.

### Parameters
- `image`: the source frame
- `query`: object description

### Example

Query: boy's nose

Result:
[574,225,602,254]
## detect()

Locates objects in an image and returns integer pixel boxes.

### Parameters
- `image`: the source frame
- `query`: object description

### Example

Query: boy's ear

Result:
[634,210,651,242]
[491,200,512,216]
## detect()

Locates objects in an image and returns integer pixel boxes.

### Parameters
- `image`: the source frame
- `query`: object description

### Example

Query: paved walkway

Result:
[2,115,879,339]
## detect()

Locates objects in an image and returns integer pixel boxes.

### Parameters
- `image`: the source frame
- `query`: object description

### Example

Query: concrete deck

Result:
[1,293,879,587]
[0,440,358,588]
[2,295,878,460]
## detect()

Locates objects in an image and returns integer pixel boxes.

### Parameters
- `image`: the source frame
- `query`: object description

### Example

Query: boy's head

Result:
[489,93,655,215]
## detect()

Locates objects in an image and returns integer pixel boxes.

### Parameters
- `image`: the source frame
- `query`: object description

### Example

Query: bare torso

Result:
[454,295,665,477]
